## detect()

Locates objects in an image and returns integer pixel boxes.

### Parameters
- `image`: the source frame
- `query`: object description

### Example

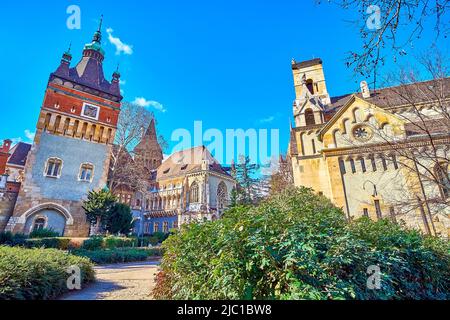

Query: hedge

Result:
[154,187,450,300]
[72,247,162,264]
[0,246,95,300]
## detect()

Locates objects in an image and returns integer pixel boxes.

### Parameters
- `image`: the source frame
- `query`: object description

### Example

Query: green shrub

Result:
[0,246,95,300]
[103,236,136,249]
[24,238,71,250]
[29,228,59,239]
[81,236,104,250]
[0,232,28,246]
[153,187,450,300]
[72,248,157,264]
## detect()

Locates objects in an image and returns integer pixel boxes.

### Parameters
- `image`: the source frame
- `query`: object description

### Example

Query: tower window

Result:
[304,108,315,125]
[381,156,388,171]
[374,200,382,219]
[45,158,63,178]
[363,208,369,217]
[339,159,346,174]
[360,158,366,173]
[79,163,94,182]
[306,79,314,94]
[370,156,377,172]
[349,158,356,173]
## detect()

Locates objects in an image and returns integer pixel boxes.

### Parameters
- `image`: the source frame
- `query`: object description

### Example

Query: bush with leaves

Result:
[153,187,450,300]
[105,203,133,235]
[72,247,160,264]
[29,228,59,239]
[0,246,94,300]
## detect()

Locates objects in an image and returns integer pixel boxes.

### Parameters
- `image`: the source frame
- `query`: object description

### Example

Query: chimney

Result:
[360,81,370,98]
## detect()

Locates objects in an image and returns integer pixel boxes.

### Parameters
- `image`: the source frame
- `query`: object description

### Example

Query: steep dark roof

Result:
[7,142,31,167]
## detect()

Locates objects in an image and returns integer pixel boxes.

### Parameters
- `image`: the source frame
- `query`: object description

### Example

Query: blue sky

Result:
[0,0,446,164]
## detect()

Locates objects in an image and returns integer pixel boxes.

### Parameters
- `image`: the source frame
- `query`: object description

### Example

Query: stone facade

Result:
[289,58,450,238]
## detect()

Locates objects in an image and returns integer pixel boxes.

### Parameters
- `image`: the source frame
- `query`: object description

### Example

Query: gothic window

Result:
[45,158,63,178]
[33,217,46,231]
[339,159,346,174]
[389,207,396,222]
[304,108,315,126]
[381,156,388,171]
[374,200,382,219]
[391,154,399,170]
[79,163,94,182]
[163,221,169,233]
[360,158,366,173]
[190,182,199,203]
[173,220,178,229]
[349,158,356,174]
[153,222,159,233]
[217,182,228,211]
[370,156,377,171]
[363,208,369,217]
[311,139,316,154]
[306,79,314,94]
[435,162,450,199]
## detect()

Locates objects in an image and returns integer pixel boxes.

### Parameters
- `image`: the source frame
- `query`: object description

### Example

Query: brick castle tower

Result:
[7,17,123,236]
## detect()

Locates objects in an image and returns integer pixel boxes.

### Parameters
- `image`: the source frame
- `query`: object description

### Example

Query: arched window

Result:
[33,217,46,231]
[306,79,314,94]
[79,163,94,182]
[44,113,52,131]
[435,162,450,199]
[190,182,199,203]
[304,108,315,126]
[45,158,63,178]
[217,182,228,211]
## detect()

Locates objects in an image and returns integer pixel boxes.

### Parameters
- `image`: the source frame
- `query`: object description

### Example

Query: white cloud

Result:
[258,116,275,124]
[106,28,133,55]
[133,97,167,113]
[24,130,35,141]
[7,129,35,145]
[119,79,126,85]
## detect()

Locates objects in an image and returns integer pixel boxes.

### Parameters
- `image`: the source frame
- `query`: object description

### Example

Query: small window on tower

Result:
[79,163,94,182]
[45,158,63,178]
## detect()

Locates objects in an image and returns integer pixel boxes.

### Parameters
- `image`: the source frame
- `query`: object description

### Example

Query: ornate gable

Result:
[319,96,406,149]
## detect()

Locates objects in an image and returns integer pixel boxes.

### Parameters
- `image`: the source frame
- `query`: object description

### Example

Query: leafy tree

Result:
[83,189,117,234]
[233,155,261,205]
[154,187,449,300]
[105,203,133,235]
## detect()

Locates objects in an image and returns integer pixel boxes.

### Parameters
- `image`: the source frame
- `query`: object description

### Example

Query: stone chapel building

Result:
[288,58,450,238]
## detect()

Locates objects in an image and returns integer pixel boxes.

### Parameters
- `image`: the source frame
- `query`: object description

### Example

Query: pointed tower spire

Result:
[92,15,103,43]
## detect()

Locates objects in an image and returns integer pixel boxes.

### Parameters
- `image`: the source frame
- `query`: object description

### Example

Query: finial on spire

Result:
[67,42,72,53]
[98,14,103,32]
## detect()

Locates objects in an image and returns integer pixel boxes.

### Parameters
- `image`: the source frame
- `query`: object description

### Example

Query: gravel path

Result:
[60,260,160,300]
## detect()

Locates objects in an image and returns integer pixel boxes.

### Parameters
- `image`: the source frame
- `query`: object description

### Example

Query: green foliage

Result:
[82,189,117,232]
[24,238,72,250]
[0,246,95,300]
[103,235,136,249]
[81,236,104,250]
[0,232,27,246]
[233,155,261,205]
[81,235,137,250]
[72,248,160,264]
[154,187,450,300]
[29,228,60,239]
[105,203,133,235]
